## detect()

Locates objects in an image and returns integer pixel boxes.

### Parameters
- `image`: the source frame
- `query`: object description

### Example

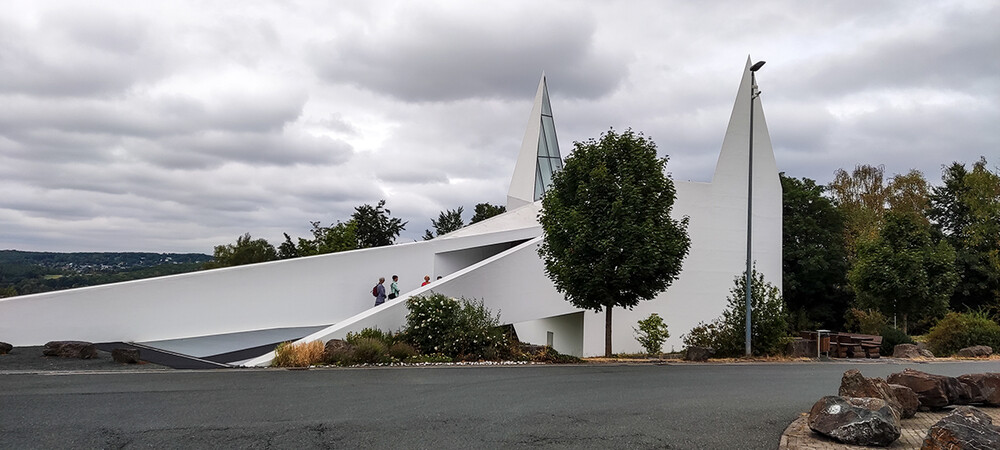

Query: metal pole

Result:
[745,70,755,356]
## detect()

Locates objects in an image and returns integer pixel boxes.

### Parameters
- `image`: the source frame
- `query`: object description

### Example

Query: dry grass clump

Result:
[272,340,325,367]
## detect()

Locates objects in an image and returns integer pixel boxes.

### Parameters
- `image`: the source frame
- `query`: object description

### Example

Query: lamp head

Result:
[750,61,766,72]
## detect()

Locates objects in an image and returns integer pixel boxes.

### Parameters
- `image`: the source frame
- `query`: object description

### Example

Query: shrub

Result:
[845,308,888,335]
[926,311,1000,356]
[388,342,418,361]
[680,268,789,357]
[634,313,670,354]
[404,294,509,360]
[272,340,325,367]
[346,327,394,346]
[350,337,389,365]
[531,346,581,364]
[405,353,453,363]
[879,326,914,355]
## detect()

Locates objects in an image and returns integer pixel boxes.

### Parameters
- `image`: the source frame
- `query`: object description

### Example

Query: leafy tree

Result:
[681,268,788,357]
[204,233,278,269]
[470,203,506,224]
[352,200,406,248]
[848,211,958,333]
[886,169,930,220]
[295,221,358,256]
[780,174,850,329]
[278,233,299,259]
[928,158,1000,311]
[423,207,464,240]
[0,285,17,298]
[538,128,691,357]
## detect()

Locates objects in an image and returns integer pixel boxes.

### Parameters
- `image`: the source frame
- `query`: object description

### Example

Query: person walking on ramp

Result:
[373,277,387,306]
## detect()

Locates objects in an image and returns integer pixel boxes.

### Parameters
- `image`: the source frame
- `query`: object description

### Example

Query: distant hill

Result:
[0,250,213,298]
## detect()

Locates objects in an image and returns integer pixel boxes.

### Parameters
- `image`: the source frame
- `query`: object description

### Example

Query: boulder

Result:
[0,341,12,355]
[922,405,1000,450]
[888,369,972,409]
[957,345,993,358]
[323,339,354,363]
[889,384,920,418]
[958,373,1000,406]
[42,341,97,359]
[684,346,715,362]
[808,395,901,447]
[785,338,814,358]
[894,343,928,359]
[111,348,141,364]
[839,369,908,419]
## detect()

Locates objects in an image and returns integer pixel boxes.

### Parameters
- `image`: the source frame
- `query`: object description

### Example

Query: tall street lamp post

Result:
[745,60,765,356]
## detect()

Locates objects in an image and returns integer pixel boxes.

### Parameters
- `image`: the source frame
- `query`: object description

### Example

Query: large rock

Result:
[839,369,909,419]
[888,369,972,409]
[958,373,1000,406]
[889,384,920,419]
[808,395,901,447]
[922,405,1000,450]
[42,341,97,359]
[684,346,715,362]
[957,345,993,358]
[893,343,934,359]
[111,348,141,364]
[323,339,354,363]
[786,338,814,358]
[0,341,12,355]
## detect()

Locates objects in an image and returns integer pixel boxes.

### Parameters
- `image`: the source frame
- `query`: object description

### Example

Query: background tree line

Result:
[782,157,1000,335]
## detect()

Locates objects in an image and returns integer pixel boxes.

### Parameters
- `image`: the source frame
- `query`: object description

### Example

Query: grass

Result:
[272,340,325,367]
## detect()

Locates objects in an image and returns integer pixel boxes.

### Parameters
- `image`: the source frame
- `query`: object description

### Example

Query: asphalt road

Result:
[3,360,1000,449]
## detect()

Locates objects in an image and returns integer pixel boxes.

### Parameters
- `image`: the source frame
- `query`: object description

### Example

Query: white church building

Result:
[0,59,782,365]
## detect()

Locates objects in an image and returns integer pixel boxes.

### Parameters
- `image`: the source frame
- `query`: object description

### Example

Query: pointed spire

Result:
[507,74,564,209]
[711,56,777,190]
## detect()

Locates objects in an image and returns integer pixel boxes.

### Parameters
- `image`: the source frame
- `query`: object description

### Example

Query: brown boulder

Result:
[323,339,354,364]
[922,405,1000,450]
[808,396,901,447]
[888,369,972,409]
[958,373,1000,406]
[956,345,993,358]
[112,348,141,364]
[785,338,814,358]
[889,384,920,418]
[894,343,934,359]
[0,341,12,355]
[839,369,909,419]
[684,346,715,361]
[42,341,97,359]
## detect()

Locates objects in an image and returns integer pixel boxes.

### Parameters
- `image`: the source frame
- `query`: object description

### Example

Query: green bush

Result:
[926,311,1000,356]
[879,326,914,355]
[846,308,888,335]
[680,268,789,357]
[388,342,418,361]
[345,327,394,346]
[404,294,509,360]
[350,337,389,364]
[634,313,670,354]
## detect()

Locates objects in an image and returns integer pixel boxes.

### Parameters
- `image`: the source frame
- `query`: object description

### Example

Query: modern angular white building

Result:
[0,58,781,364]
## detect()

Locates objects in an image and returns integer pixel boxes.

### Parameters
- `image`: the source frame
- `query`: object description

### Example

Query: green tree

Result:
[538,128,691,357]
[204,233,278,269]
[928,158,1000,311]
[470,203,506,224]
[278,233,299,259]
[849,211,958,333]
[295,221,358,256]
[423,207,464,240]
[780,174,850,330]
[352,200,406,248]
[634,313,670,355]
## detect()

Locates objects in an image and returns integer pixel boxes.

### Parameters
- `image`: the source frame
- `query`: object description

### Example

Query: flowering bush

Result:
[404,294,509,360]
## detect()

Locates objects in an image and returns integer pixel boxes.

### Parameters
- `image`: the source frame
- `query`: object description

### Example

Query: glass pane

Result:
[541,86,553,116]
[549,156,563,171]
[538,156,554,191]
[537,132,548,157]
[541,116,560,158]
[534,167,545,200]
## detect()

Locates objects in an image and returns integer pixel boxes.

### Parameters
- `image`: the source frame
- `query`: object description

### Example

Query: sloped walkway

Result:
[779,406,1000,449]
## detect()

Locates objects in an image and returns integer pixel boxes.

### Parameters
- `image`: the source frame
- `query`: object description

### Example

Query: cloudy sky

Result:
[1,1,997,253]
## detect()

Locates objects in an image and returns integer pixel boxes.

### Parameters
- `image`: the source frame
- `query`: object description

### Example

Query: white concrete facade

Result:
[0,58,781,362]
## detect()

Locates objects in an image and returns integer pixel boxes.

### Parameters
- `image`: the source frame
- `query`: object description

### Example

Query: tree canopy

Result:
[352,200,407,248]
[205,233,278,269]
[470,203,506,224]
[423,207,464,240]
[538,128,690,357]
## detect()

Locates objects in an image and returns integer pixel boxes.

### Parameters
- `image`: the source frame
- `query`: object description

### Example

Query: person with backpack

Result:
[373,277,387,306]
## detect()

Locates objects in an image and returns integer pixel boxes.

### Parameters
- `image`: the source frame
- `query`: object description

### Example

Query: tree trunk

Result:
[605,307,613,358]
[902,314,908,335]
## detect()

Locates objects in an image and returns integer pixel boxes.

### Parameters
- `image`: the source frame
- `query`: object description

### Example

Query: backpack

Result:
[372,285,379,297]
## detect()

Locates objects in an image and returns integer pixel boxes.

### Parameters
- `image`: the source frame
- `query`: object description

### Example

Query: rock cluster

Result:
[112,348,141,364]
[839,369,914,419]
[42,341,97,359]
[684,346,714,362]
[922,406,1000,449]
[893,343,934,359]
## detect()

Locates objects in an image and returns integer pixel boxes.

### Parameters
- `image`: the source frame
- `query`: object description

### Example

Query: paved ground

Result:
[2,351,998,449]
